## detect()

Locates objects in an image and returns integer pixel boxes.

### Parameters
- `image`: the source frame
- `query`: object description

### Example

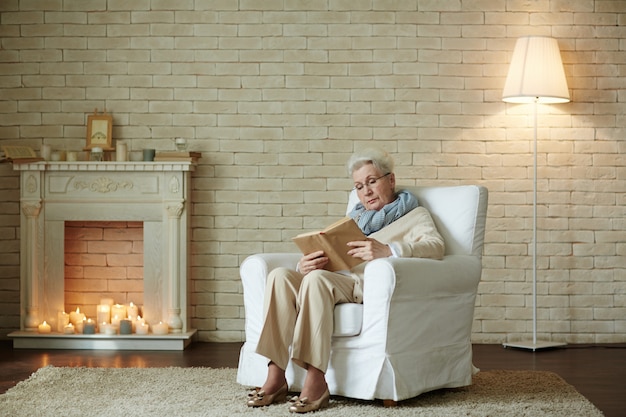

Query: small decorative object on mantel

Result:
[1,145,44,164]
[115,141,128,161]
[174,137,187,151]
[90,147,104,161]
[85,108,113,151]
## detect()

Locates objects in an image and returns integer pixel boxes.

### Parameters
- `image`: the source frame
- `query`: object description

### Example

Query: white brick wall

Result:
[0,0,624,343]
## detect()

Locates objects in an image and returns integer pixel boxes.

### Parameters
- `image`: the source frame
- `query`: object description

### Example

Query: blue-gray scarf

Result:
[349,190,418,236]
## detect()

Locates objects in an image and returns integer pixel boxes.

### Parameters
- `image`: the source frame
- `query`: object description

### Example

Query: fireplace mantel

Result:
[9,161,197,350]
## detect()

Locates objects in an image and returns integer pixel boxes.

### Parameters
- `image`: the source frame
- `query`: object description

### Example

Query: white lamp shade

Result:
[502,36,570,104]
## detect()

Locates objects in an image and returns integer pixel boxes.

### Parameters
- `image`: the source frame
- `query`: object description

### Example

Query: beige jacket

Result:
[350,206,445,302]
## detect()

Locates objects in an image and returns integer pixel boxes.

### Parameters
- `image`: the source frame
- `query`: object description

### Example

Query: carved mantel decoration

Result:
[73,176,134,193]
[10,161,196,350]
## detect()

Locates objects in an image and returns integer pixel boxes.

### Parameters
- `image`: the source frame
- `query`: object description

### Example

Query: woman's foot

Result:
[247,362,288,407]
[288,388,330,413]
[288,364,329,413]
[247,382,288,407]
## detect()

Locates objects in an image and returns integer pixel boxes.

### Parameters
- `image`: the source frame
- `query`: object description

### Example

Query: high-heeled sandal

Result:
[247,383,288,407]
[288,388,330,413]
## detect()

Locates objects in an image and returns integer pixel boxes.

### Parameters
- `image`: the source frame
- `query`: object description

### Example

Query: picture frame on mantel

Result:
[85,110,113,150]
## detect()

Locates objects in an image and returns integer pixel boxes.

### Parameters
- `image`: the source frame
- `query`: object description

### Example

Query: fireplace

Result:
[9,160,196,350]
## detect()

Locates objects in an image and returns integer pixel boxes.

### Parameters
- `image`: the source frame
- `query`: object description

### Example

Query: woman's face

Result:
[352,163,396,211]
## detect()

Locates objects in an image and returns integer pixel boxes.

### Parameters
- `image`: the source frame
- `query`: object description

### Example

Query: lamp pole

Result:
[532,98,538,346]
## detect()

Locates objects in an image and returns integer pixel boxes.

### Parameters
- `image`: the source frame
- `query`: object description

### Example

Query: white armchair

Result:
[237,185,488,404]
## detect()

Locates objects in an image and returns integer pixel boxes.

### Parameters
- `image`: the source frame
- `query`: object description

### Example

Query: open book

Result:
[1,145,44,164]
[292,217,367,272]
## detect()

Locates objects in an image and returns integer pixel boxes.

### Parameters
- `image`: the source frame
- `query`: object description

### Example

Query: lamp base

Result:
[503,340,567,351]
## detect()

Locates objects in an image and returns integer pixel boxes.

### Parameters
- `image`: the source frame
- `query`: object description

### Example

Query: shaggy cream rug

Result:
[0,366,603,417]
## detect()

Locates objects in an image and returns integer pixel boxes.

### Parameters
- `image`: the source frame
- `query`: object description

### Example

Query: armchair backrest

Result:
[347,185,488,258]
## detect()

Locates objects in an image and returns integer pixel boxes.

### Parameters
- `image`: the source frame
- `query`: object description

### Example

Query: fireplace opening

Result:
[64,221,144,320]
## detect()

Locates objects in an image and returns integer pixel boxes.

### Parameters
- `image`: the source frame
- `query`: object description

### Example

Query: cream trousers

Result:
[255,267,358,374]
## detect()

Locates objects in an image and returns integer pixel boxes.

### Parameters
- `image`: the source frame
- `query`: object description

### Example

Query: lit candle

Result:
[111,314,122,327]
[126,302,139,320]
[83,319,97,335]
[132,315,145,333]
[38,321,51,334]
[63,323,75,334]
[111,304,126,320]
[74,319,84,334]
[96,304,111,324]
[101,323,117,335]
[152,321,169,335]
[135,322,149,335]
[99,322,109,334]
[57,311,70,333]
[69,307,85,326]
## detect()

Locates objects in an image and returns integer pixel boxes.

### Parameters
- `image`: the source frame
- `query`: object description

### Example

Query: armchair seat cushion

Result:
[333,303,363,337]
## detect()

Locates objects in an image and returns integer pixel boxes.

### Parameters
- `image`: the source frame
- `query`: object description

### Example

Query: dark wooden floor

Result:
[1,341,624,417]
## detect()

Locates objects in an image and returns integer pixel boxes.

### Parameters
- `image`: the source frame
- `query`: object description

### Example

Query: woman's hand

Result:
[347,238,392,261]
[298,250,329,274]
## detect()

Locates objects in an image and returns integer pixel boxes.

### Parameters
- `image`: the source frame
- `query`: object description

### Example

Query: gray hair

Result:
[346,147,394,176]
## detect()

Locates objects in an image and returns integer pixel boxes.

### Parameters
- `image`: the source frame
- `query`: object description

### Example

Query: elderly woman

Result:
[247,147,445,413]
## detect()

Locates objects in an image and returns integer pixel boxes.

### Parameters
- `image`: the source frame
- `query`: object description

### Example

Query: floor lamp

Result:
[501,36,570,351]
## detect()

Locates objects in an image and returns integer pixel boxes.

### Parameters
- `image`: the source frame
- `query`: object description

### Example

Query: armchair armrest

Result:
[360,255,482,352]
[241,253,301,286]
[240,253,302,341]
[364,255,482,298]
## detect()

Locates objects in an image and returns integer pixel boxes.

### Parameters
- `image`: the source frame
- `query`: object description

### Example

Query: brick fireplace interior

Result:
[64,221,144,319]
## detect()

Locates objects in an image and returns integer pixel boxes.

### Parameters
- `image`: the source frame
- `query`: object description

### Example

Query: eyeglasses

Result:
[353,172,391,192]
